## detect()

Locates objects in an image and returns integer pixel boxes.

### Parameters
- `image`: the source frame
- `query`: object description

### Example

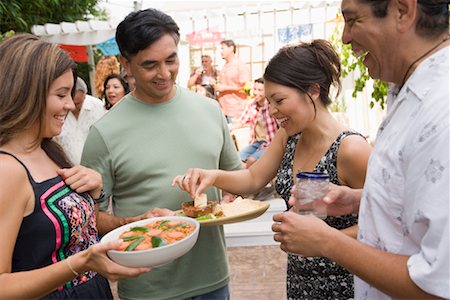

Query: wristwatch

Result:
[92,189,107,204]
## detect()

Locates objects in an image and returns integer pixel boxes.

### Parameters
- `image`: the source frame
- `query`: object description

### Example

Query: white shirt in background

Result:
[55,95,106,165]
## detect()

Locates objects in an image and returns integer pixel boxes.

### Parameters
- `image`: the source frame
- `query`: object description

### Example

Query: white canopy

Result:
[31,20,119,45]
[31,20,121,96]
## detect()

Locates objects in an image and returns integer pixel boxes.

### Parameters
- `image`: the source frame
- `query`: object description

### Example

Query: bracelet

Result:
[66,256,80,277]
[92,189,107,204]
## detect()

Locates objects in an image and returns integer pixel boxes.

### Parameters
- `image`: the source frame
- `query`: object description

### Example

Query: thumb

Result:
[102,239,122,251]
[56,168,66,177]
[193,184,207,199]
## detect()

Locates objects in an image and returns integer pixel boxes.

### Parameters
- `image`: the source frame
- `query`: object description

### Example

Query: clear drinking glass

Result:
[295,172,329,219]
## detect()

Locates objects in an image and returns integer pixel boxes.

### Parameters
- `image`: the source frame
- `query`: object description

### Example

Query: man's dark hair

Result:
[220,40,237,54]
[254,77,264,84]
[116,8,180,60]
[358,0,449,38]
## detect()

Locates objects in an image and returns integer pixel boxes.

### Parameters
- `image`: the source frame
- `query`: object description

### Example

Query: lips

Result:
[277,117,288,128]
[54,115,66,127]
[153,80,171,89]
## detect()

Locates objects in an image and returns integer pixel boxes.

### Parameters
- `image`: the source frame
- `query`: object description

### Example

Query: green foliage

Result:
[329,97,347,113]
[0,1,109,93]
[0,30,15,42]
[0,0,106,33]
[329,20,387,110]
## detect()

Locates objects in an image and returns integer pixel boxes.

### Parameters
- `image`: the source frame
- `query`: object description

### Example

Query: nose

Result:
[268,101,277,116]
[66,96,76,111]
[342,23,351,45]
[157,64,171,80]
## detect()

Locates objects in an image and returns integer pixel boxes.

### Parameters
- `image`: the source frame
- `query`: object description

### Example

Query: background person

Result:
[54,77,106,165]
[215,39,251,123]
[81,9,242,300]
[103,73,130,110]
[230,77,279,168]
[194,84,215,99]
[272,1,450,299]
[0,33,148,300]
[187,54,218,98]
[94,55,120,97]
[173,39,372,300]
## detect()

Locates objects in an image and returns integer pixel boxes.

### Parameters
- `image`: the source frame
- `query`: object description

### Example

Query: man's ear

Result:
[394,0,417,34]
[119,55,132,76]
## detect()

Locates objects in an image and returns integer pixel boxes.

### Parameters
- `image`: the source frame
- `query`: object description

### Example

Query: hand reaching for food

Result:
[171,168,220,198]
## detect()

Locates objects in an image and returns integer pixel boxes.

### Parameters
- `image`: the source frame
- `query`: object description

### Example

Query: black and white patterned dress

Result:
[275,131,364,300]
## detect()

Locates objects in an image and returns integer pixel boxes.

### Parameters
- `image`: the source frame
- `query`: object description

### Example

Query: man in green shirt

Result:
[81,9,241,300]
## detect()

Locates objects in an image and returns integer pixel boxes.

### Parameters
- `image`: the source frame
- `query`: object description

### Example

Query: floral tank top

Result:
[275,131,365,299]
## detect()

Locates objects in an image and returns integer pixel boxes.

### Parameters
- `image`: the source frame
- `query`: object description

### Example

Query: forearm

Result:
[349,188,362,213]
[340,186,362,214]
[219,84,243,93]
[340,224,358,239]
[97,211,133,235]
[214,169,265,195]
[324,229,440,299]
[0,256,80,299]
[187,75,198,88]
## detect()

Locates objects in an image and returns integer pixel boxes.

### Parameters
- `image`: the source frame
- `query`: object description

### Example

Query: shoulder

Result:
[91,95,132,128]
[336,133,372,187]
[85,95,105,108]
[0,153,27,177]
[0,154,30,196]
[179,87,221,111]
[338,133,371,161]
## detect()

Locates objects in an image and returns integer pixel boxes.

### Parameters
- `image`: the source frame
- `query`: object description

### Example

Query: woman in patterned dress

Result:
[173,39,372,299]
[0,34,149,299]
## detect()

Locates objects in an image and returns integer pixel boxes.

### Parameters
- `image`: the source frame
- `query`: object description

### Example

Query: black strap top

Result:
[275,131,365,229]
[0,150,99,291]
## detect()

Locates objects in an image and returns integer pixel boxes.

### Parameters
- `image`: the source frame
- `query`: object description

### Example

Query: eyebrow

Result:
[268,92,283,99]
[140,52,178,67]
[341,8,355,17]
[55,86,72,93]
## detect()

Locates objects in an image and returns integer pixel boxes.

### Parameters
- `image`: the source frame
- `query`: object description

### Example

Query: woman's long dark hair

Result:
[0,33,75,168]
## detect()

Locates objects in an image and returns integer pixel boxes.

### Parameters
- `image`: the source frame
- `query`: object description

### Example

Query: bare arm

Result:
[335,134,372,239]
[272,212,441,299]
[96,208,175,236]
[172,130,288,198]
[215,83,244,94]
[187,68,202,88]
[336,134,372,189]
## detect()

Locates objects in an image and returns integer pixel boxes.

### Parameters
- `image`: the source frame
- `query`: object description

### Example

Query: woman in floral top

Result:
[173,39,372,299]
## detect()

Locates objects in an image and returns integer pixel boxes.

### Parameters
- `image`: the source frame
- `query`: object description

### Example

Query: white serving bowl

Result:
[100,216,200,268]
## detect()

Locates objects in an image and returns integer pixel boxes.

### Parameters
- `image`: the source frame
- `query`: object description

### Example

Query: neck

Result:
[3,131,41,155]
[301,109,343,146]
[399,34,450,87]
[225,54,235,63]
